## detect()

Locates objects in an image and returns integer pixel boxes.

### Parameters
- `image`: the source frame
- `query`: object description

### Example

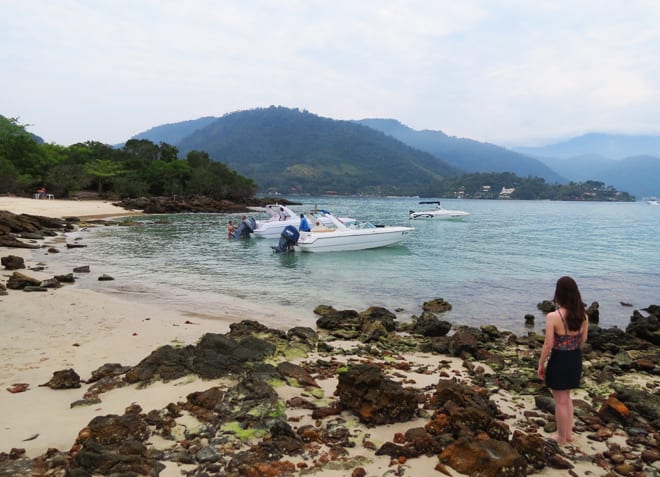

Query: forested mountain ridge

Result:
[174,107,459,195]
[356,118,566,184]
[131,117,217,146]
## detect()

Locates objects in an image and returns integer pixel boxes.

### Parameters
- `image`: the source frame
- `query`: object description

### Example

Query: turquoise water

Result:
[53,198,659,334]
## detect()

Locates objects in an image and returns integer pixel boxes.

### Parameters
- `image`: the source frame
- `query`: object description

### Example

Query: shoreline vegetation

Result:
[1,198,658,477]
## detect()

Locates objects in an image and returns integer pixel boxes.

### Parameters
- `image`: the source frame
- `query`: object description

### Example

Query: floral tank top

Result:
[553,309,582,351]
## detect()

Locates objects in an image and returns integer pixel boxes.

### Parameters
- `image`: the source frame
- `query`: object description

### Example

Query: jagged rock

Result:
[68,412,163,476]
[537,300,555,314]
[448,326,481,358]
[422,298,452,313]
[193,333,276,379]
[411,312,452,337]
[124,345,195,383]
[54,273,75,283]
[41,368,81,389]
[439,438,526,477]
[511,430,547,470]
[6,271,41,290]
[277,361,319,387]
[587,301,600,324]
[87,363,132,383]
[0,235,40,249]
[40,278,61,288]
[1,255,25,270]
[286,326,318,348]
[0,282,7,296]
[359,306,397,331]
[626,309,660,345]
[315,305,361,330]
[337,363,418,424]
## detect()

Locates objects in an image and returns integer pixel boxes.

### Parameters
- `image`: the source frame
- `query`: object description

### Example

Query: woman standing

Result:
[537,276,589,445]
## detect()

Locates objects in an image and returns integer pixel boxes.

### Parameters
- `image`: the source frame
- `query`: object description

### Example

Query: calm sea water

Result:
[51,198,659,334]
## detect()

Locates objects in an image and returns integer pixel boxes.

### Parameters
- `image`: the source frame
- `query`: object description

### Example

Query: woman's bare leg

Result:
[551,389,572,444]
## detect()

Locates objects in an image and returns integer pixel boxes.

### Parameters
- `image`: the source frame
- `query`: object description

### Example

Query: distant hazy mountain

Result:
[513,132,660,160]
[357,118,566,184]
[174,107,459,195]
[131,117,217,145]
[513,133,660,198]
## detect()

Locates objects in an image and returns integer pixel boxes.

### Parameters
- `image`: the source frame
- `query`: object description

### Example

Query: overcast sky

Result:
[2,0,660,147]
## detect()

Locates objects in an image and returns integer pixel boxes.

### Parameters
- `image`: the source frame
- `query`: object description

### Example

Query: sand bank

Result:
[0,196,140,219]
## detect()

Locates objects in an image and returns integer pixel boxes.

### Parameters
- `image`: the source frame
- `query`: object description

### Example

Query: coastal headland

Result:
[0,197,658,476]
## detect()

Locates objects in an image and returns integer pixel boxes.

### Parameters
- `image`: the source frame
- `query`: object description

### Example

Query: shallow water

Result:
[51,197,659,334]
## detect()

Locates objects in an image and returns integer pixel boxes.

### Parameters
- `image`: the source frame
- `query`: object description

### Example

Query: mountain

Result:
[131,117,217,146]
[174,107,459,195]
[513,133,660,198]
[513,133,660,160]
[356,118,566,184]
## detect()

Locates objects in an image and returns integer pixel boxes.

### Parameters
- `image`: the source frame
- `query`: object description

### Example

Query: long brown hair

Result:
[554,276,586,331]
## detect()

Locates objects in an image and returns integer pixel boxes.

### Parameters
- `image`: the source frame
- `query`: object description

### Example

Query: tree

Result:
[84,159,125,194]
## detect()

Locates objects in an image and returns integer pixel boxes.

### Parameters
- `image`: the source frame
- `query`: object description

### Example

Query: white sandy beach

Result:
[0,197,632,476]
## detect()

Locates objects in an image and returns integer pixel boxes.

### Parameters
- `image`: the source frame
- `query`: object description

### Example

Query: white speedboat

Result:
[647,199,660,205]
[295,212,414,253]
[251,204,355,238]
[408,201,470,220]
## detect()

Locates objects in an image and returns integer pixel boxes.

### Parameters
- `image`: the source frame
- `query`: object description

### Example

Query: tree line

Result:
[0,116,256,201]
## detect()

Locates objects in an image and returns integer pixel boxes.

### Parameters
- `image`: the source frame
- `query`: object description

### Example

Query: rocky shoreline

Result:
[1,210,659,477]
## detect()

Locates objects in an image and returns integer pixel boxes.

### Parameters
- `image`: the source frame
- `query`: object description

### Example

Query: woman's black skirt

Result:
[546,348,582,390]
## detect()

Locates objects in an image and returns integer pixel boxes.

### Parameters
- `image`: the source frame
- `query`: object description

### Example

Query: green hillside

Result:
[176,107,459,195]
[357,118,566,183]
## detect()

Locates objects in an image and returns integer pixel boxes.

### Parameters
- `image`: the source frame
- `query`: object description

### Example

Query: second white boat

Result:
[295,211,414,253]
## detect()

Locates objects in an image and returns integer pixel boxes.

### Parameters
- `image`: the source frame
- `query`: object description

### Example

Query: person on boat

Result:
[227,220,236,239]
[537,276,589,445]
[299,213,311,232]
[278,207,287,221]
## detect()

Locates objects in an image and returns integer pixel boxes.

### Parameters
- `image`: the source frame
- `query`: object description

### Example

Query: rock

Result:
[41,369,81,389]
[73,265,90,273]
[411,312,452,337]
[277,361,319,387]
[358,306,397,331]
[587,301,600,324]
[66,243,87,248]
[422,298,452,313]
[315,305,361,331]
[511,430,547,470]
[439,438,527,477]
[54,273,75,283]
[0,282,7,296]
[1,255,25,270]
[98,274,114,281]
[537,300,555,313]
[336,363,419,425]
[6,271,41,290]
[448,326,480,358]
[626,310,660,345]
[40,278,61,288]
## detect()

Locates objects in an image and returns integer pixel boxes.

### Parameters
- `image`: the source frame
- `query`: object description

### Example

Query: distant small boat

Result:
[409,201,470,220]
[647,199,660,205]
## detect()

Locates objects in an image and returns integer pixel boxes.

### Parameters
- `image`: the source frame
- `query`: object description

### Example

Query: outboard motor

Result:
[272,225,300,253]
[232,217,257,239]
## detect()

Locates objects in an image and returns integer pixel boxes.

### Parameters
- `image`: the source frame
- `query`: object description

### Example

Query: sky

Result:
[2,0,660,147]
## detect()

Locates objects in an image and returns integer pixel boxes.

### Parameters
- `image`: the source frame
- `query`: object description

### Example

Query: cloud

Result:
[1,0,660,146]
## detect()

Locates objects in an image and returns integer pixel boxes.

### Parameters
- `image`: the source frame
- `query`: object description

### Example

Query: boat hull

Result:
[296,227,414,252]
[409,210,469,220]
